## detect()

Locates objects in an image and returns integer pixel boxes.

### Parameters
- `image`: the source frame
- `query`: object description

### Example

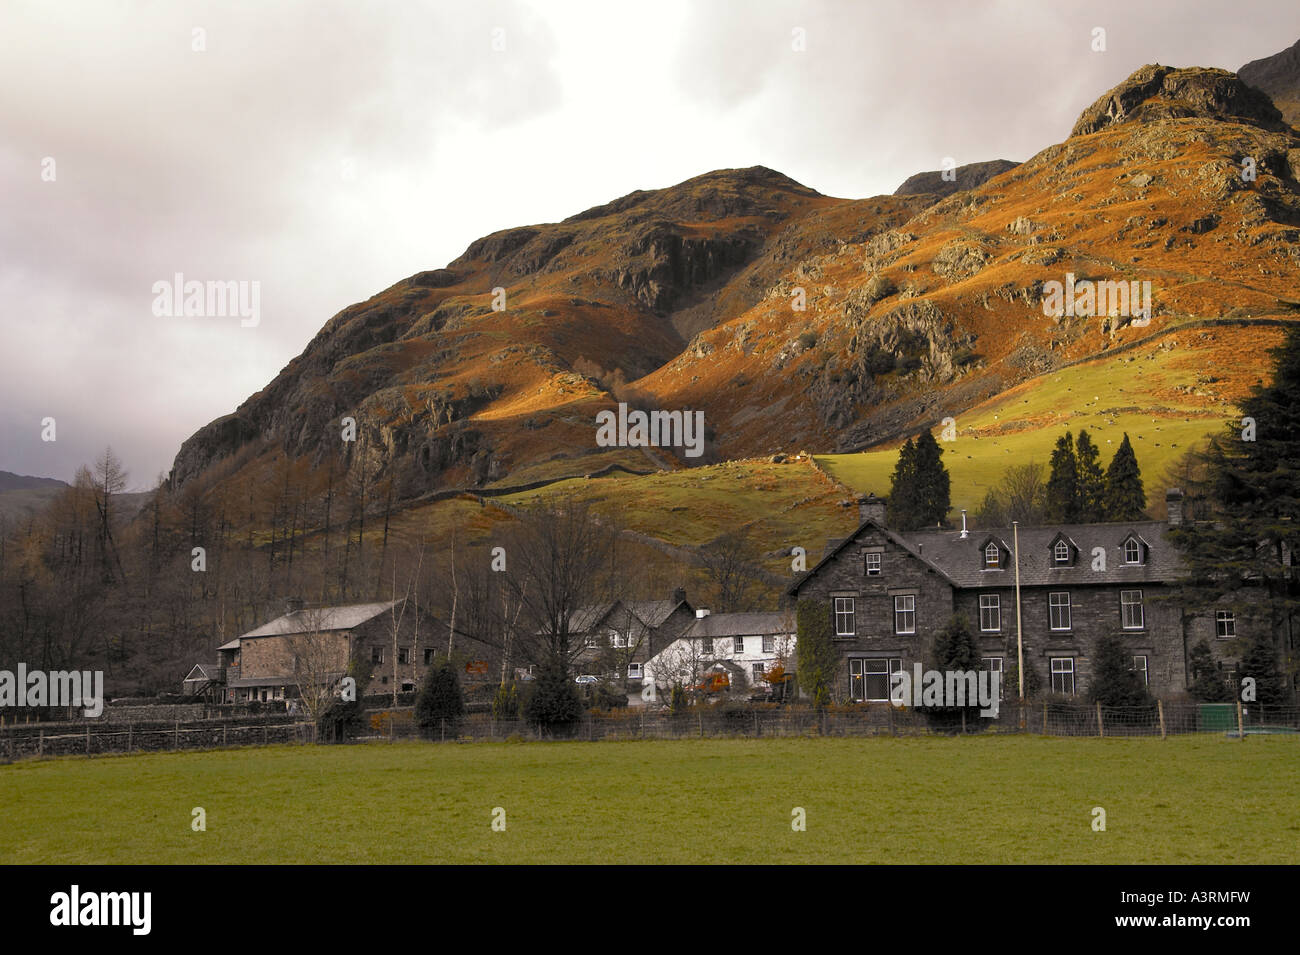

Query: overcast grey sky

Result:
[2,0,1296,487]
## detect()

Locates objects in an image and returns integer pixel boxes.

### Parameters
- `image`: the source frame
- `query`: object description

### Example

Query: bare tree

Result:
[287,608,350,722]
[975,461,1047,527]
[699,527,764,613]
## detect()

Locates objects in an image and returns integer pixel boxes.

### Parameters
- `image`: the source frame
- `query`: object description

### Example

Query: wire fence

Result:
[2,701,1295,761]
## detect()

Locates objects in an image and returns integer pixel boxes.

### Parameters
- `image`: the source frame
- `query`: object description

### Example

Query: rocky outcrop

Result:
[1070,64,1289,137]
[893,159,1019,198]
[1239,38,1300,128]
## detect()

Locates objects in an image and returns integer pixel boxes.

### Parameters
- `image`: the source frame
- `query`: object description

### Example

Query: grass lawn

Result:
[3,736,1296,864]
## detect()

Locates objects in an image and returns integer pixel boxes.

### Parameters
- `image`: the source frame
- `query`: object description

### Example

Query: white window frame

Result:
[894,594,916,634]
[1121,590,1144,630]
[627,662,643,679]
[834,597,856,637]
[1054,540,1070,564]
[1215,610,1235,639]
[701,637,714,655]
[762,634,775,653]
[850,657,902,702]
[1123,538,1142,564]
[735,636,745,654]
[865,552,882,576]
[979,594,1001,632]
[1131,655,1149,686]
[1050,657,1076,695]
[984,542,1000,569]
[751,663,765,682]
[1049,592,1071,631]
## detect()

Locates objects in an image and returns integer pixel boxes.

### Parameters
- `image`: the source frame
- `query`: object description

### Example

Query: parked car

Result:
[574,675,599,685]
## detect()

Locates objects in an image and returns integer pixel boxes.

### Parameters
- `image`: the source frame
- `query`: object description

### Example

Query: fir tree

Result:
[927,615,984,730]
[912,430,952,527]
[1168,324,1300,701]
[1187,641,1232,703]
[885,438,919,528]
[1075,429,1106,521]
[415,661,466,731]
[523,664,584,726]
[1103,433,1146,521]
[1045,432,1080,522]
[1086,634,1153,707]
[1239,637,1289,706]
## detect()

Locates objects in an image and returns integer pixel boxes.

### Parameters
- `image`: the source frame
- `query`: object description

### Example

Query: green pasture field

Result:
[2,736,1294,864]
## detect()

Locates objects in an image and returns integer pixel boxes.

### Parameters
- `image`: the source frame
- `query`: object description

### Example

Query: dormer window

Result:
[1054,540,1070,564]
[984,542,1001,569]
[1123,537,1143,565]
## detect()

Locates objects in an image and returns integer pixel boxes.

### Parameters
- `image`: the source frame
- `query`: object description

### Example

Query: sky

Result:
[1,0,1297,488]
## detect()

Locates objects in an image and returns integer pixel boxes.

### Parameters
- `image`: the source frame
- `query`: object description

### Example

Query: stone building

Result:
[788,492,1251,702]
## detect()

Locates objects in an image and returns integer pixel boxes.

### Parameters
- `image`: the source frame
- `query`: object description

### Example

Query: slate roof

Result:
[681,612,794,638]
[183,663,220,681]
[235,601,399,639]
[566,599,689,633]
[903,521,1184,588]
[791,518,1186,594]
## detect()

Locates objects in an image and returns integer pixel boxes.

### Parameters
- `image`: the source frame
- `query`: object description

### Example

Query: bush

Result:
[316,699,363,743]
[1087,635,1153,708]
[492,683,520,721]
[523,666,583,726]
[415,663,466,732]
[669,682,690,714]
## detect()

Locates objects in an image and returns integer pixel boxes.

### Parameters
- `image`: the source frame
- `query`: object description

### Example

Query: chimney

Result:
[959,509,969,539]
[1166,488,1184,526]
[671,587,687,604]
[285,597,304,615]
[858,493,887,525]
[696,608,711,619]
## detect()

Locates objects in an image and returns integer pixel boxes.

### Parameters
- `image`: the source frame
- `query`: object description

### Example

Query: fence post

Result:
[1236,700,1245,740]
[263,723,268,745]
[698,711,703,738]
[441,718,446,742]
[174,720,180,750]
[127,723,133,753]
[223,724,228,747]
[1157,700,1166,739]
[1096,702,1104,738]
[86,724,91,755]
[1042,702,1048,735]
[38,729,43,758]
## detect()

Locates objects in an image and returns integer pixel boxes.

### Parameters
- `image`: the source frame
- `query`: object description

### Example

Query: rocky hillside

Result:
[893,159,1020,199]
[1240,37,1300,128]
[168,52,1300,517]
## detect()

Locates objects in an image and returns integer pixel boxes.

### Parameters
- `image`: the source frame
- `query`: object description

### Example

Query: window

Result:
[398,647,410,664]
[401,682,415,693]
[735,636,745,654]
[380,676,389,685]
[610,630,627,648]
[1123,538,1142,564]
[1131,655,1149,686]
[1050,657,1076,695]
[979,594,1001,632]
[894,595,916,634]
[1215,610,1235,639]
[981,657,1004,700]
[1121,590,1144,629]
[762,635,775,653]
[371,647,384,664]
[834,597,856,637]
[628,662,643,679]
[865,552,882,576]
[850,658,902,702]
[752,663,765,682]
[702,637,714,655]
[423,648,435,665]
[1049,592,1071,631]
[1054,540,1070,564]
[984,543,1001,569]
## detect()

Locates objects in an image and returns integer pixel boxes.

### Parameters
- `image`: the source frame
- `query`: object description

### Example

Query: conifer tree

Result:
[885,438,918,528]
[1187,641,1232,703]
[1086,634,1153,707]
[912,430,951,528]
[1045,432,1079,522]
[1239,637,1288,706]
[1103,433,1146,521]
[1075,429,1106,521]
[415,661,466,731]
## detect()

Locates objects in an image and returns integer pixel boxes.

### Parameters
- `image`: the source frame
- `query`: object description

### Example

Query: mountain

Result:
[1240,38,1300,128]
[0,471,69,525]
[893,159,1020,199]
[167,57,1300,524]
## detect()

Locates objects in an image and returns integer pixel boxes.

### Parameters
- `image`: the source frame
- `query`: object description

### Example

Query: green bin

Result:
[1199,703,1235,732]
